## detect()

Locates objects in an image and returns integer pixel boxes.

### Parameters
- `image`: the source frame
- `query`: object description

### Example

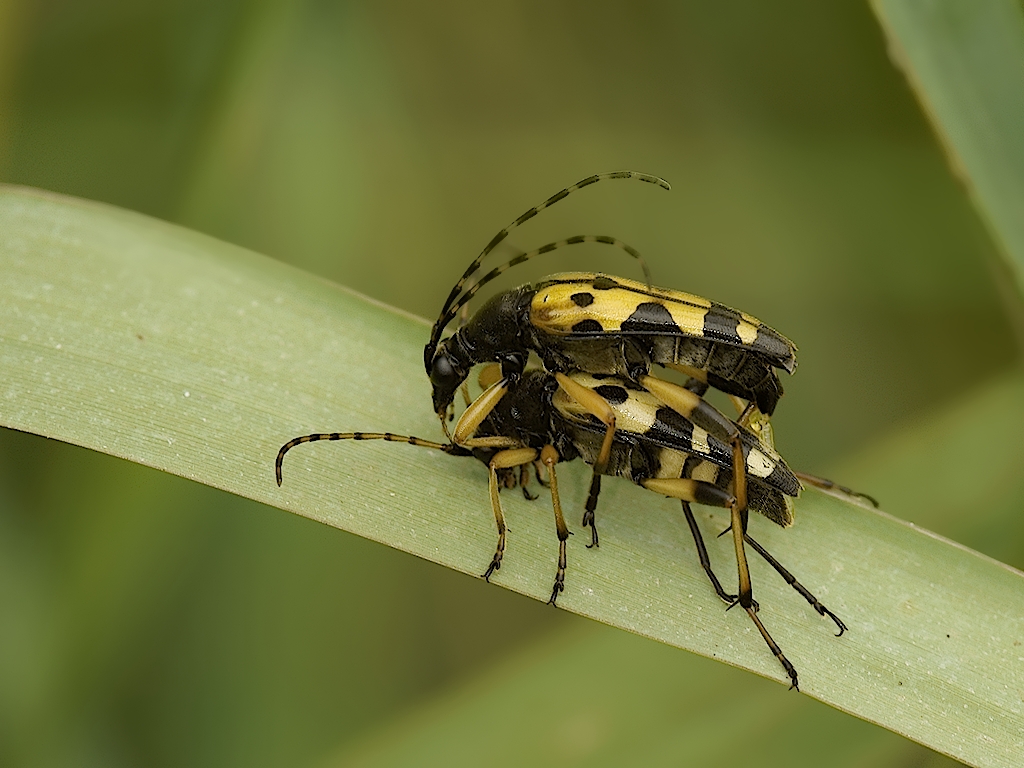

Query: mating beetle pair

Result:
[278,171,858,690]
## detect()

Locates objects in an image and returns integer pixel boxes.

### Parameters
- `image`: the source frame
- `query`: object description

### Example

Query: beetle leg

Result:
[642,468,798,691]
[483,447,539,582]
[453,377,521,449]
[639,374,740,444]
[665,362,707,381]
[723,393,753,423]
[729,434,752,596]
[553,372,616,548]
[666,363,710,399]
[725,435,799,687]
[540,445,571,605]
[519,463,538,500]
[582,475,602,548]
[744,602,799,690]
[641,375,788,522]
[680,501,740,605]
[638,376,777,625]
[744,532,847,636]
[685,378,710,396]
[459,381,472,409]
[532,459,550,488]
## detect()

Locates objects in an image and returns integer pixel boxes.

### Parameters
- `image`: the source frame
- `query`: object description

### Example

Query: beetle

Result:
[429,270,796,417]
[423,172,797,449]
[276,369,845,690]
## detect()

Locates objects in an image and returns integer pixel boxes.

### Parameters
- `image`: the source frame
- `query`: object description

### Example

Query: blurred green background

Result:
[0,1,1019,766]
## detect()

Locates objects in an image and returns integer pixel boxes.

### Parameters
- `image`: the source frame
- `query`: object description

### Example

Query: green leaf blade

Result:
[2,185,1022,767]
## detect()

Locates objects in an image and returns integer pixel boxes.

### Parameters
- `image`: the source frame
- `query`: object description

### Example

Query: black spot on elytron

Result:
[701,304,743,346]
[572,319,603,334]
[570,292,595,307]
[591,276,619,291]
[621,302,680,334]
[594,385,628,405]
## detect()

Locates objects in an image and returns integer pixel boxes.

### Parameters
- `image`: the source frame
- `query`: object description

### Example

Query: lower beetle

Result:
[277,370,846,690]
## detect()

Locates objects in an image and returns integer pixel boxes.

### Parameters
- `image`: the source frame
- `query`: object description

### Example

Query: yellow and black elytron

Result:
[423,171,797,430]
[277,368,846,691]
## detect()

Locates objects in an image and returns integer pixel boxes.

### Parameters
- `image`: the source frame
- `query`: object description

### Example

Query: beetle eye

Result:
[430,354,458,387]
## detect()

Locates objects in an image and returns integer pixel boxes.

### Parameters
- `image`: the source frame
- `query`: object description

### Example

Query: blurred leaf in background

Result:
[0,1,1019,766]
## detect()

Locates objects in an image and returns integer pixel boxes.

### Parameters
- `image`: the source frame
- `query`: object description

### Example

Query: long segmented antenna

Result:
[794,471,880,508]
[275,432,469,486]
[438,235,650,336]
[425,171,671,368]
